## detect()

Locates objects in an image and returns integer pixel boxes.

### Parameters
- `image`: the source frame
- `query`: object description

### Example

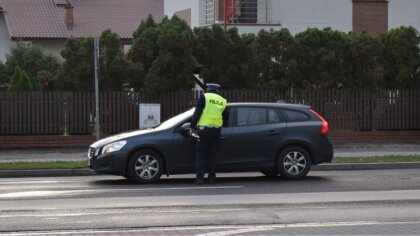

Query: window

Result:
[237,107,266,126]
[205,0,215,24]
[238,0,257,23]
[283,109,310,122]
[268,109,281,124]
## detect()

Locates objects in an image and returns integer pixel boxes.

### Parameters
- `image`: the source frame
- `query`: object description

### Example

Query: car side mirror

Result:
[181,122,191,131]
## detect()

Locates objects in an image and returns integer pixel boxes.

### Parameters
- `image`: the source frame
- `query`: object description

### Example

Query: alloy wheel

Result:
[283,151,307,175]
[134,154,159,179]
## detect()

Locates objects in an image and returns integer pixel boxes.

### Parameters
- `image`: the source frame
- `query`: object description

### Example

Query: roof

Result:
[0,0,163,40]
[227,102,311,109]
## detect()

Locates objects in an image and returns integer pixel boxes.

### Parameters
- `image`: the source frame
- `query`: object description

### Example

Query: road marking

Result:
[0,208,247,218]
[0,186,244,198]
[0,181,61,185]
[3,221,420,235]
[197,226,274,236]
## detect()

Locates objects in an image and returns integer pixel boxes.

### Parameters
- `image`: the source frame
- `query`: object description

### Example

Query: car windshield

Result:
[154,108,194,130]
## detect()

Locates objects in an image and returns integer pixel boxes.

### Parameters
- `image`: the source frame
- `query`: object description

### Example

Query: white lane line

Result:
[3,221,420,236]
[0,208,247,218]
[0,181,61,185]
[197,221,420,236]
[0,186,243,198]
[197,226,273,236]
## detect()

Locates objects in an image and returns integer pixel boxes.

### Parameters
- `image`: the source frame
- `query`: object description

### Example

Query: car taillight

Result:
[309,109,328,135]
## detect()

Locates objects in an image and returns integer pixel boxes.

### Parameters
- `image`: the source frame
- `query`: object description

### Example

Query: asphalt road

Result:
[1,170,420,235]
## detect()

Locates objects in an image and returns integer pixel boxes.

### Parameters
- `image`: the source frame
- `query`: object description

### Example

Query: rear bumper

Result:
[311,135,334,165]
[312,149,334,165]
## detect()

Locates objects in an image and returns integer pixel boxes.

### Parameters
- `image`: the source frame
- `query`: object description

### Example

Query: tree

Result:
[99,29,129,90]
[144,16,195,94]
[346,32,384,89]
[37,70,55,90]
[128,15,159,75]
[224,27,254,88]
[0,61,8,90]
[5,43,61,90]
[294,28,350,89]
[193,24,252,89]
[250,28,297,89]
[59,37,95,90]
[379,26,420,88]
[8,66,32,91]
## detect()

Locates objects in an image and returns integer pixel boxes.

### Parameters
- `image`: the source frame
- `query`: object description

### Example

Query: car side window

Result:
[283,109,310,122]
[268,108,282,123]
[237,107,267,126]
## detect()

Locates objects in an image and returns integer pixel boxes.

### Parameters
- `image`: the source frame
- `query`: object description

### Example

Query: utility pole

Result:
[223,0,227,30]
[93,37,100,140]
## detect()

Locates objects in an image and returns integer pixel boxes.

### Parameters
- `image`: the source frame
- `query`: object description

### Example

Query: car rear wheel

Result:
[127,149,163,184]
[277,146,311,180]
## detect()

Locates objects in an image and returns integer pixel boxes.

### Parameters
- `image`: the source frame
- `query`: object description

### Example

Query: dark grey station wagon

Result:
[88,103,333,183]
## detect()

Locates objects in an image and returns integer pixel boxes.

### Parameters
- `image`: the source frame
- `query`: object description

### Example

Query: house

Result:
[165,0,420,36]
[0,0,164,61]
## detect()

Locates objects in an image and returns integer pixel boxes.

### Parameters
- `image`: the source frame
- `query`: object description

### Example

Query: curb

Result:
[0,168,96,178]
[1,162,420,178]
[312,162,420,171]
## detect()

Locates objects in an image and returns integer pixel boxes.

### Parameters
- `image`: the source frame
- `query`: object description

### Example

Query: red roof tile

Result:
[0,0,164,39]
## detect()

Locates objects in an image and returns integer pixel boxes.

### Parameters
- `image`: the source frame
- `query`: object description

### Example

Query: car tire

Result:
[261,170,279,178]
[127,149,164,184]
[277,146,311,180]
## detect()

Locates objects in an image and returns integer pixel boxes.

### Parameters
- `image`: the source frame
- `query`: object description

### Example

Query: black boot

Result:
[194,174,204,185]
[207,173,216,184]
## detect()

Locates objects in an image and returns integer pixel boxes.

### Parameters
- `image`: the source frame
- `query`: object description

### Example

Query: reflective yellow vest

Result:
[197,93,227,127]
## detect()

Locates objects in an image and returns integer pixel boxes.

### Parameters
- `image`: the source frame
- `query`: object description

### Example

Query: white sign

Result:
[139,103,160,129]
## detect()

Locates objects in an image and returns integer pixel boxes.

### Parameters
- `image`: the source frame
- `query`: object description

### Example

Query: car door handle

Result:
[267,130,280,135]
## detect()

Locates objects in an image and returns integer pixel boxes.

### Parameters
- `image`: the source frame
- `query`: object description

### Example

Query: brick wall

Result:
[353,0,388,36]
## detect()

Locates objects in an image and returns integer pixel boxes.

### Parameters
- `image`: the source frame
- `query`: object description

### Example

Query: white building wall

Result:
[164,0,353,35]
[164,0,201,28]
[32,40,65,59]
[271,0,352,35]
[0,13,16,62]
[388,0,420,32]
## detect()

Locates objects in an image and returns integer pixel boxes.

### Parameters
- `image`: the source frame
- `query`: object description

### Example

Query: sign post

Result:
[94,37,100,140]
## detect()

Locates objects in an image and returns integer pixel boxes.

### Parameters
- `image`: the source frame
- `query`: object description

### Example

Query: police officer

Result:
[190,83,227,184]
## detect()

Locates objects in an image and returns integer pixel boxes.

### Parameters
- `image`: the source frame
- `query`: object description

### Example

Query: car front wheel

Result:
[277,146,311,180]
[127,149,163,184]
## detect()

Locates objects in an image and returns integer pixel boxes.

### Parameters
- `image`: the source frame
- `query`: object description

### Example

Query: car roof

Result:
[227,102,311,109]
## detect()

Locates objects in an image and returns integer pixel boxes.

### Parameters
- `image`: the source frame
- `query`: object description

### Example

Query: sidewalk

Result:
[0,142,420,178]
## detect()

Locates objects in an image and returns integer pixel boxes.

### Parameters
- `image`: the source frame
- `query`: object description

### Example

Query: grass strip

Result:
[0,161,87,170]
[333,155,420,163]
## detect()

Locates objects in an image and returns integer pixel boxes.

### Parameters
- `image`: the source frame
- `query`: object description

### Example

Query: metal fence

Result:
[0,89,419,135]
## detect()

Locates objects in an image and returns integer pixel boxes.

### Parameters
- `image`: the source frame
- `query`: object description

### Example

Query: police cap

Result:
[206,83,221,92]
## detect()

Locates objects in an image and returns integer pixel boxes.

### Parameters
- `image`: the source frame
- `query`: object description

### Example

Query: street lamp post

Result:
[93,37,100,140]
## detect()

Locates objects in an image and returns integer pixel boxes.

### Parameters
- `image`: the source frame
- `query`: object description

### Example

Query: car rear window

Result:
[283,109,310,122]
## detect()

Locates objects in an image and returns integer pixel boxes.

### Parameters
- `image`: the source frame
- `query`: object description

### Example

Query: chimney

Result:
[65,3,74,28]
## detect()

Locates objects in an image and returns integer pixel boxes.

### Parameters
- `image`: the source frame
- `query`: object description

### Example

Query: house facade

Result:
[165,0,420,35]
[0,0,164,62]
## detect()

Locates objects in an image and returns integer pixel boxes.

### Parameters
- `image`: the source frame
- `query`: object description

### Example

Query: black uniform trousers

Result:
[195,127,221,180]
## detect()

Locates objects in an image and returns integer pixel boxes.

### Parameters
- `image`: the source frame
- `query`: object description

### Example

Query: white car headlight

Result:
[101,141,127,155]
